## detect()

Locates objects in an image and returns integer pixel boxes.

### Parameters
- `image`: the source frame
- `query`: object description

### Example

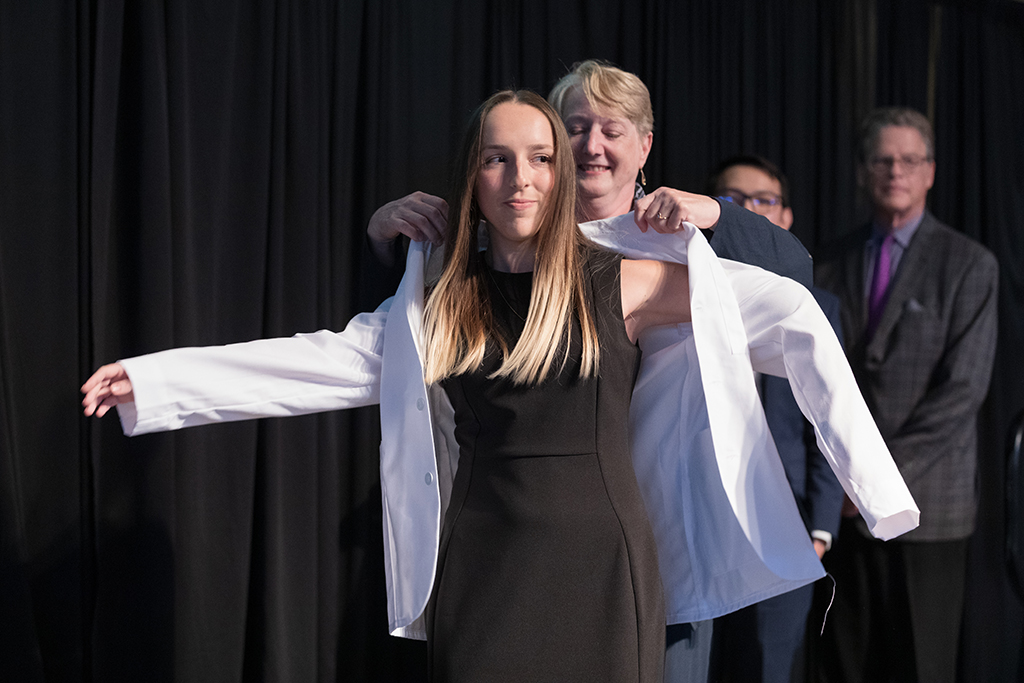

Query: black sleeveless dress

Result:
[427,249,665,682]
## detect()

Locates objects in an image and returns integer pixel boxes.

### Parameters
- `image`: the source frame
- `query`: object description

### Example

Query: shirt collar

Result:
[872,211,925,250]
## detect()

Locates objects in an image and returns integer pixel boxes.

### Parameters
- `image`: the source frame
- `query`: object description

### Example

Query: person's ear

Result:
[639,131,653,167]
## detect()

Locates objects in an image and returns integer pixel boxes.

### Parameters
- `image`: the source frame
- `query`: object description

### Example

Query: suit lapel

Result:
[866,214,936,359]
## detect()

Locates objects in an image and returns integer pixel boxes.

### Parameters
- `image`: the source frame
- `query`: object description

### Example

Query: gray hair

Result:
[859,107,935,162]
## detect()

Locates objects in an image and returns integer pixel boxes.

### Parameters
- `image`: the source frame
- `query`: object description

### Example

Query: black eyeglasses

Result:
[717,190,783,213]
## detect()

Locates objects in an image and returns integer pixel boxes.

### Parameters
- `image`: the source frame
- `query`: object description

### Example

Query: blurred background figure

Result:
[814,107,998,683]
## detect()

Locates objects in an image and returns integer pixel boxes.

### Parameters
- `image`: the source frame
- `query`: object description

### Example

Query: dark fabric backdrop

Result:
[1,1,1021,681]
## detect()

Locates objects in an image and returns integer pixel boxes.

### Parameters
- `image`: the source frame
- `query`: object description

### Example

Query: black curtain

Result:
[1,1,1021,681]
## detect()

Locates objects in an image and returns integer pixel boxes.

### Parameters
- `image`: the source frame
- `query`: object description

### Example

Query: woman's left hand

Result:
[634,187,721,234]
[81,363,134,417]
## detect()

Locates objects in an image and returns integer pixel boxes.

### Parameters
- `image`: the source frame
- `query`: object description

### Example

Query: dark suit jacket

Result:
[760,287,845,540]
[704,199,814,287]
[815,212,998,541]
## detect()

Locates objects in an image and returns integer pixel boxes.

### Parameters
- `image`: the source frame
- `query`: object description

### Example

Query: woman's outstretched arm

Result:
[80,309,389,436]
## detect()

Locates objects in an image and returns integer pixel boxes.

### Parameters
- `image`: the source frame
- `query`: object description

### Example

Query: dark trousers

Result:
[709,583,815,683]
[816,517,969,683]
[665,619,713,683]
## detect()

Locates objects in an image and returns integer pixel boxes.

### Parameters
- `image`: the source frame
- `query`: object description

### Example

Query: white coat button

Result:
[424,472,433,485]
[416,398,425,411]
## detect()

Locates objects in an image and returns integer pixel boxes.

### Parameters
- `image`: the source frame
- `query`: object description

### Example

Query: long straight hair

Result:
[422,90,599,386]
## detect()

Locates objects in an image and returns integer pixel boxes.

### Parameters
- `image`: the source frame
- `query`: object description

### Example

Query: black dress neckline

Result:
[483,259,532,329]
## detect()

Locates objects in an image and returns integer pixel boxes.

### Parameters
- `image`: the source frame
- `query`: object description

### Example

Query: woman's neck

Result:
[486,240,536,273]
[578,187,635,222]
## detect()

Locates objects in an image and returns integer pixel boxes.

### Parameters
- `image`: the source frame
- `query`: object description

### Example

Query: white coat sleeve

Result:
[116,306,390,436]
[725,261,920,541]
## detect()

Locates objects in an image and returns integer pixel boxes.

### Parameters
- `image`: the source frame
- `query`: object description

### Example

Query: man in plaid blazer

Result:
[814,107,999,683]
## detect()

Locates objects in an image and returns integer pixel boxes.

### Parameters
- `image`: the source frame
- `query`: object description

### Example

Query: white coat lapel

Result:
[379,240,443,635]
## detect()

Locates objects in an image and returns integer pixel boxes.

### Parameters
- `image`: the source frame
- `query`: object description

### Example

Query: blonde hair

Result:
[422,90,599,386]
[548,59,654,136]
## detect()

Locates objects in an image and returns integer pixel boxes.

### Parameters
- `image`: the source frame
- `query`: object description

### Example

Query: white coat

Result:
[116,214,919,640]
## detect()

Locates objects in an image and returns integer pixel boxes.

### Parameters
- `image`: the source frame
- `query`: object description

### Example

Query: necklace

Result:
[485,265,529,322]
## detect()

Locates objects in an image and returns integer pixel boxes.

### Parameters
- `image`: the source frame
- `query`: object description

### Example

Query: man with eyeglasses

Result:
[709,155,794,229]
[814,107,998,683]
[705,155,845,683]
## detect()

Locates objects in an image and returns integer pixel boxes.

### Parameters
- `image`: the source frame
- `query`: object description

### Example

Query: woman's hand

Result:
[81,363,134,417]
[368,191,448,265]
[634,187,721,234]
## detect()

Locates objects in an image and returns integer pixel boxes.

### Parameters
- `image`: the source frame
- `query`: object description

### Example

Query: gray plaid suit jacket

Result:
[815,212,998,541]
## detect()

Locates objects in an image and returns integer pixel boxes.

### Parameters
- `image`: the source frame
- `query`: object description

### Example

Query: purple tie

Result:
[866,233,894,340]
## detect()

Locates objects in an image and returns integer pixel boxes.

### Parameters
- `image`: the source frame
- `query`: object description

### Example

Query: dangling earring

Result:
[640,168,647,187]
